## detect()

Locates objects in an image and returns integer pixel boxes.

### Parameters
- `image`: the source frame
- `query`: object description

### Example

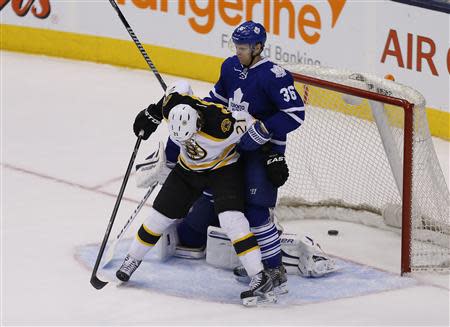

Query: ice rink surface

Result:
[1,51,449,326]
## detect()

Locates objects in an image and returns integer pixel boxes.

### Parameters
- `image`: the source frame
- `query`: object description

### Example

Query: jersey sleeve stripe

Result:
[286,112,304,124]
[210,88,228,104]
[270,139,286,145]
[197,130,228,142]
[281,106,305,113]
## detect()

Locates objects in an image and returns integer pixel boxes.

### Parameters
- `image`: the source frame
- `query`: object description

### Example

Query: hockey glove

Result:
[238,121,271,151]
[133,104,161,140]
[265,152,289,187]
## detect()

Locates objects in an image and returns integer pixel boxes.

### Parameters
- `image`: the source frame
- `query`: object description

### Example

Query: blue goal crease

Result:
[75,240,419,306]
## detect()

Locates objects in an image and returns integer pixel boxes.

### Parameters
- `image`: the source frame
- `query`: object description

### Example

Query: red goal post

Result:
[277,64,449,274]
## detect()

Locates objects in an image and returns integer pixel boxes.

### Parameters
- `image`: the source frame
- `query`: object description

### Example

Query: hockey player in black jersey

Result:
[116,82,276,306]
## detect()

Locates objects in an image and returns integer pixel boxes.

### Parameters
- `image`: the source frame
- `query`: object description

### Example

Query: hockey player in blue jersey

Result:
[133,21,305,294]
[119,86,278,306]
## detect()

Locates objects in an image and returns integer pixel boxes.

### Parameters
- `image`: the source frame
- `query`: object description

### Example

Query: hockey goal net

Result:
[276,64,449,274]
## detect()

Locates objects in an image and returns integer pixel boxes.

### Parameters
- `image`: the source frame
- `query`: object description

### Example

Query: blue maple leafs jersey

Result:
[205,56,305,153]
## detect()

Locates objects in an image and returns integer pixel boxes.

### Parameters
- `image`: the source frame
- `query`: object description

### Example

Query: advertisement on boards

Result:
[1,0,448,114]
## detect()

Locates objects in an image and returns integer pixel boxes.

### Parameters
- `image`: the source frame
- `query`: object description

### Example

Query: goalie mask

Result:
[168,104,200,143]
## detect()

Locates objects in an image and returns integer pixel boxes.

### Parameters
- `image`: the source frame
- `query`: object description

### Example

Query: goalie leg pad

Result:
[282,234,337,277]
[206,226,241,269]
[174,245,206,259]
[155,220,207,261]
[205,228,337,278]
[154,223,179,261]
[128,208,174,260]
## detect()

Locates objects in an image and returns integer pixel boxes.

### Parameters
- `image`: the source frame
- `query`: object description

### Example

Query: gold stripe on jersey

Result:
[189,94,228,112]
[179,143,237,171]
[163,93,228,118]
[214,152,239,170]
[197,130,229,142]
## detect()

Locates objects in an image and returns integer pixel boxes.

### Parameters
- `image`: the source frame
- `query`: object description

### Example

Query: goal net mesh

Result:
[276,64,449,272]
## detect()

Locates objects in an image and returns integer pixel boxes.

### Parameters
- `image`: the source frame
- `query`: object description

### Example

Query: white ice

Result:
[1,51,449,326]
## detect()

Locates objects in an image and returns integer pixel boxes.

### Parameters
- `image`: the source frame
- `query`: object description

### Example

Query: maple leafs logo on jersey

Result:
[271,65,287,78]
[228,88,249,112]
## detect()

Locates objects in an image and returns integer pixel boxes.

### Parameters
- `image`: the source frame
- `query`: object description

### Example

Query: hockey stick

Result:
[90,131,144,289]
[101,181,158,268]
[90,0,168,289]
[108,0,167,91]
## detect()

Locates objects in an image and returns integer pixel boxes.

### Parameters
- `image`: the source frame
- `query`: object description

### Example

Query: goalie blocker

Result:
[155,225,337,278]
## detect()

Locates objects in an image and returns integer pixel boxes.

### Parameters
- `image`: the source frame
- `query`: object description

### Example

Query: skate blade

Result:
[242,291,277,307]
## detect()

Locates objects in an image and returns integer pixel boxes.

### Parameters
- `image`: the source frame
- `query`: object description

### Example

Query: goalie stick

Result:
[101,181,158,268]
[91,1,168,289]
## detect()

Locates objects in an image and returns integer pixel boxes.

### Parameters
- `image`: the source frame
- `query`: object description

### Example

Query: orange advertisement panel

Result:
[1,0,448,113]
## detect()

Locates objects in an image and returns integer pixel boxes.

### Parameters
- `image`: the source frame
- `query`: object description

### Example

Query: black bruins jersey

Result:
[150,92,254,171]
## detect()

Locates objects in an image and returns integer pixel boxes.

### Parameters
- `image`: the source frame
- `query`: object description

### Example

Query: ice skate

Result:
[267,265,288,295]
[240,270,276,306]
[234,264,287,295]
[116,254,142,282]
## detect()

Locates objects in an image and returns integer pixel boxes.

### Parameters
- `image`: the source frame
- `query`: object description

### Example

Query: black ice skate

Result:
[267,265,288,295]
[240,270,276,306]
[116,254,142,282]
[234,265,288,295]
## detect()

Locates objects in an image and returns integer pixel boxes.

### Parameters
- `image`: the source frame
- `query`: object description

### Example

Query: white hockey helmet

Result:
[165,80,193,98]
[168,104,199,142]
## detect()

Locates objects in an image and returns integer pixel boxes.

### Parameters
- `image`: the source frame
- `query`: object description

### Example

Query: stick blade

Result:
[90,275,108,290]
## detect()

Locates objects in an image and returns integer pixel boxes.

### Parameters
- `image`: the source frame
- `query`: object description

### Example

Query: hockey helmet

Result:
[168,104,199,142]
[232,21,267,47]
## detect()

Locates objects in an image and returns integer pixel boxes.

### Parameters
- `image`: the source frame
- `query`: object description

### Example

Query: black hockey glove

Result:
[133,104,161,140]
[265,152,289,187]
